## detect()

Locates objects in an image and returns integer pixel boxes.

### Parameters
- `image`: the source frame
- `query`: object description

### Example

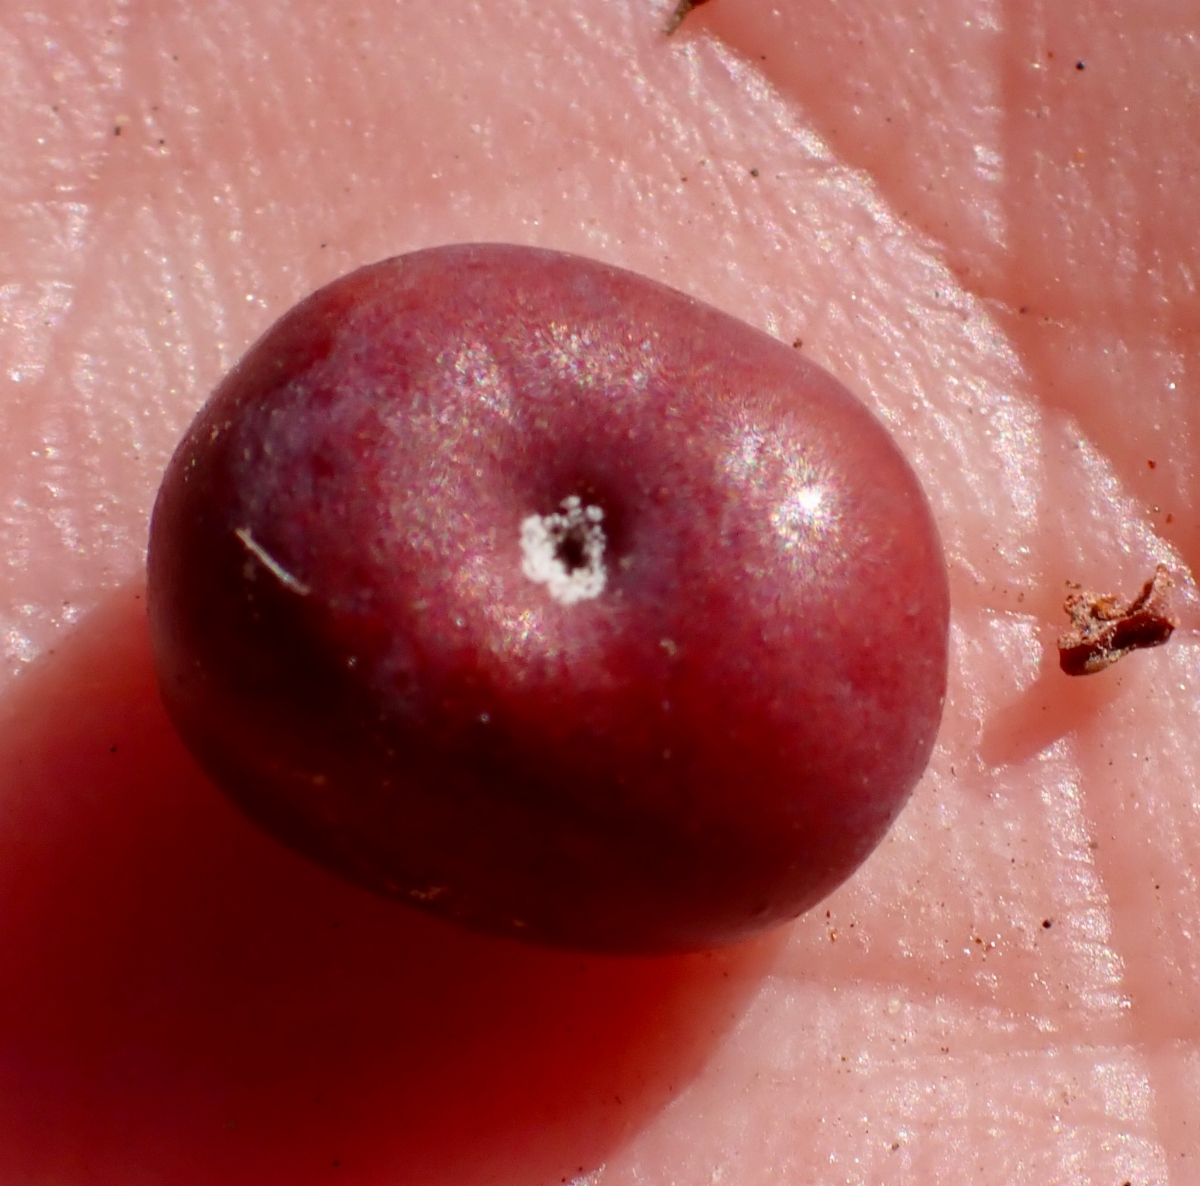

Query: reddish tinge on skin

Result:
[147,243,949,953]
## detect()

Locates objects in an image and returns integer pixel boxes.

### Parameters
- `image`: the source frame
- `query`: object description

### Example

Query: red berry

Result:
[147,244,949,953]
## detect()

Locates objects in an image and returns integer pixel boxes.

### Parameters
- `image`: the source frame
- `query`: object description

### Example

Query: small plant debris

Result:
[1057,565,1177,676]
[665,0,713,35]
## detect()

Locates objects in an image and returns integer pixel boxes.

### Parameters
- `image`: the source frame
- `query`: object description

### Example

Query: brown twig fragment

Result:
[1057,565,1177,676]
[665,0,713,35]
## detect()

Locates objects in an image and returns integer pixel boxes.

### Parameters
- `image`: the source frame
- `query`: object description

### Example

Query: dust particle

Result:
[1057,565,1177,676]
[665,0,713,35]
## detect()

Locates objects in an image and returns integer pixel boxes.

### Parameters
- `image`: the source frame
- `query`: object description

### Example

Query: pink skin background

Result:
[1,0,1198,1182]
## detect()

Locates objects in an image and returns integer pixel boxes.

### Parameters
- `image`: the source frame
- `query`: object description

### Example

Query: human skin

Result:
[0,0,1197,1183]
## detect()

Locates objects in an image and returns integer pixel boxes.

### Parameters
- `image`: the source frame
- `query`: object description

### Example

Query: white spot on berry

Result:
[235,527,311,596]
[520,495,607,605]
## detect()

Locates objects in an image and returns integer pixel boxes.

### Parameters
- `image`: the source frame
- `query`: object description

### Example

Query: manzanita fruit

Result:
[147,243,949,953]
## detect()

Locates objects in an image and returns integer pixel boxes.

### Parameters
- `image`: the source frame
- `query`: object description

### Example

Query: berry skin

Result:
[147,243,949,953]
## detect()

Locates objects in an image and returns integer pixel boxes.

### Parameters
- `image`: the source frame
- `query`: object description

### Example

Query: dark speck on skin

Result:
[665,0,713,35]
[1057,566,1177,676]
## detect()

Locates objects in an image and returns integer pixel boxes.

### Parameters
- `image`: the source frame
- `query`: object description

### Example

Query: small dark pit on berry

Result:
[556,527,588,572]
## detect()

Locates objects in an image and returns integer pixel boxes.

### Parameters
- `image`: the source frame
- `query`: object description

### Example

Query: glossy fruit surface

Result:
[147,243,949,953]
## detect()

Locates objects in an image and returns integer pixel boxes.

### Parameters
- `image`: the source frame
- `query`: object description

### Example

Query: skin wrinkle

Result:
[0,1,1197,1184]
